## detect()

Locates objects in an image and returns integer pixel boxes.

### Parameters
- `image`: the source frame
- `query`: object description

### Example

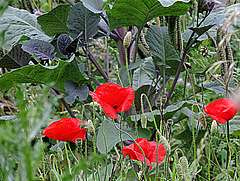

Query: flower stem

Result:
[101,120,108,181]
[191,105,196,161]
[112,120,147,181]
[226,120,231,170]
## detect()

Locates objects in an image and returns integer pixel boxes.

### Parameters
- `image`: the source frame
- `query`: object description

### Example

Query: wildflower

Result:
[42,118,86,143]
[122,138,166,170]
[89,83,135,119]
[203,98,240,124]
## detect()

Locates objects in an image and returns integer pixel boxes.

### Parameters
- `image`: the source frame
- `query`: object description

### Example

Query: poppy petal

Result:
[89,91,118,119]
[204,98,239,124]
[42,118,86,142]
[89,83,134,119]
[148,142,166,163]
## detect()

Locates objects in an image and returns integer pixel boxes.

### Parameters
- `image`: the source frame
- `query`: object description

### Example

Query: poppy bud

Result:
[57,147,64,161]
[123,31,132,48]
[50,169,57,181]
[179,156,189,173]
[211,120,218,134]
[141,113,147,128]
[198,112,207,128]
[160,136,171,154]
[199,75,205,82]
[87,120,95,135]
[161,95,167,105]
[137,171,142,180]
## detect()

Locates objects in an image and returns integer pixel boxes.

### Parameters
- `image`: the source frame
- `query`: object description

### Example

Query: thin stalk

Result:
[141,94,161,137]
[226,120,231,170]
[64,142,72,174]
[183,63,197,102]
[208,132,211,181]
[101,120,108,181]
[112,120,147,181]
[191,105,196,161]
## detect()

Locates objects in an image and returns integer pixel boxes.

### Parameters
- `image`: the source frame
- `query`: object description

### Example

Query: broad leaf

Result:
[203,78,235,94]
[82,0,103,13]
[132,57,156,90]
[218,116,240,134]
[158,0,190,7]
[107,0,191,31]
[97,120,136,154]
[189,24,215,37]
[37,5,71,36]
[0,44,31,69]
[64,80,89,104]
[22,39,56,60]
[57,34,72,56]
[146,25,180,75]
[67,2,100,41]
[0,6,51,51]
[0,58,91,92]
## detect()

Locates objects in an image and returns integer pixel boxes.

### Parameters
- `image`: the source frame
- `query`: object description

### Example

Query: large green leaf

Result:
[0,44,31,69]
[0,6,52,51]
[0,58,91,92]
[67,2,100,40]
[107,0,191,31]
[146,25,180,75]
[37,5,71,36]
[132,57,156,90]
[97,120,136,154]
[82,0,103,13]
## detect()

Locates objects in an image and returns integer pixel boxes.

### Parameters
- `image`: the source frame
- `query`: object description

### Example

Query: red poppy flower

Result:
[203,98,240,124]
[123,138,166,170]
[42,118,86,143]
[89,83,135,119]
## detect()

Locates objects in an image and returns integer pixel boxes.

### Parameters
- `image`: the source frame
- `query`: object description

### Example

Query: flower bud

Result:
[160,136,171,154]
[198,112,207,128]
[179,156,188,173]
[123,31,132,48]
[57,147,64,161]
[87,119,95,135]
[211,120,218,134]
[50,169,57,181]
[141,113,147,128]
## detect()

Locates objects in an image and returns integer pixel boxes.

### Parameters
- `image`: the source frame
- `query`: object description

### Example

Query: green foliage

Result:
[0,6,52,51]
[0,44,31,69]
[0,58,91,92]
[106,0,191,31]
[37,5,71,36]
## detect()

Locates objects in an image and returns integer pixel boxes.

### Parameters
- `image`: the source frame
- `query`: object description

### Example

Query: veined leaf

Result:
[146,25,180,75]
[0,58,91,92]
[37,5,71,36]
[0,44,31,69]
[107,0,191,31]
[82,0,103,13]
[67,2,100,41]
[22,39,56,60]
[0,6,52,51]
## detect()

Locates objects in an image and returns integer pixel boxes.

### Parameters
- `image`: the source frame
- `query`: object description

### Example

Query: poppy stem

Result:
[226,120,231,170]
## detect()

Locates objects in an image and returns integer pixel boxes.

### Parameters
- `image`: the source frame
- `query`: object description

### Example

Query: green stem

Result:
[141,93,161,137]
[191,105,196,161]
[226,120,231,170]
[112,120,147,181]
[102,120,108,181]
[64,142,72,174]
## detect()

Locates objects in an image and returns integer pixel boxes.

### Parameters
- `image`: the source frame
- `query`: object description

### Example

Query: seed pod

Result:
[211,120,218,134]
[123,31,132,48]
[179,156,188,173]
[57,147,64,161]
[50,169,57,181]
[87,119,95,135]
[198,112,207,128]
[160,136,171,154]
[141,113,147,128]
[199,75,205,82]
